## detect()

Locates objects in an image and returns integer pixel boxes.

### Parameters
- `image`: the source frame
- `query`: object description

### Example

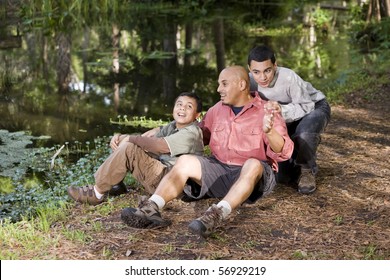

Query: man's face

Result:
[248,59,277,88]
[172,96,200,128]
[217,69,242,106]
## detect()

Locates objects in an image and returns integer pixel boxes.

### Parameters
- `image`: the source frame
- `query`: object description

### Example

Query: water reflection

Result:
[0,1,351,146]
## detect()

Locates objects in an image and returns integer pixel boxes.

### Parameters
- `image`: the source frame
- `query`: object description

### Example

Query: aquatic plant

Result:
[0,133,111,222]
[0,130,50,179]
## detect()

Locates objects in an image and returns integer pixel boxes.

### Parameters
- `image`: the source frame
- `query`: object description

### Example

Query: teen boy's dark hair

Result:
[247,45,276,65]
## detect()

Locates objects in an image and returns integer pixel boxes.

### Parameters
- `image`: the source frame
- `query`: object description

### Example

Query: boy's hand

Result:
[110,134,122,151]
[264,100,281,114]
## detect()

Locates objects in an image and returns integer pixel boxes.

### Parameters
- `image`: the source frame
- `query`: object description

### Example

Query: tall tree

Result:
[82,27,90,94]
[162,18,177,104]
[212,17,225,74]
[366,0,390,22]
[383,0,390,17]
[112,23,121,112]
[56,32,71,95]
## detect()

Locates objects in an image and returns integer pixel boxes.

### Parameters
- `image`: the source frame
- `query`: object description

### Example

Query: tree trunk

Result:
[56,32,71,96]
[367,0,373,22]
[162,20,177,105]
[41,35,50,94]
[184,23,193,68]
[367,0,382,22]
[382,0,390,17]
[82,27,90,93]
[374,0,382,21]
[212,18,225,74]
[112,24,121,112]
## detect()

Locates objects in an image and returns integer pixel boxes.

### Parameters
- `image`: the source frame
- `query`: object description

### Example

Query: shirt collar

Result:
[174,120,198,130]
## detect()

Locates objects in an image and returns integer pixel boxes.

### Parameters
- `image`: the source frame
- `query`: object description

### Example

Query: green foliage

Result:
[349,5,390,53]
[334,215,344,226]
[101,246,114,259]
[292,250,308,260]
[20,0,127,33]
[110,115,169,128]
[0,136,111,222]
[62,227,93,243]
[0,215,61,259]
[162,243,175,254]
[0,130,48,179]
[23,87,48,113]
[320,45,390,104]
[311,6,331,30]
[362,244,383,260]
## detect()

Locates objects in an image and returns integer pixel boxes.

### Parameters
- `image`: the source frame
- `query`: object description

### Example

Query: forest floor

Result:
[22,83,390,260]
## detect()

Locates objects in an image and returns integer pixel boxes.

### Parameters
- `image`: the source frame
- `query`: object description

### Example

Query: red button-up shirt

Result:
[199,93,293,171]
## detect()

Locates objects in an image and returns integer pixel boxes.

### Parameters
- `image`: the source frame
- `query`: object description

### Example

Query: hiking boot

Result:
[298,169,316,194]
[67,185,105,205]
[121,196,171,228]
[108,181,129,196]
[188,204,224,238]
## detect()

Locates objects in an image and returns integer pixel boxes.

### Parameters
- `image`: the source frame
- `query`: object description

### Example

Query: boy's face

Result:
[248,59,277,88]
[173,96,200,128]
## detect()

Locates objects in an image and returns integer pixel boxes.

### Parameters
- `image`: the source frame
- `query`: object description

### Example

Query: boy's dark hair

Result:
[247,45,276,65]
[176,92,203,113]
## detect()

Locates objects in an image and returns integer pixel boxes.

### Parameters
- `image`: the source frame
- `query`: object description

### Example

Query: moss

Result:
[0,177,14,194]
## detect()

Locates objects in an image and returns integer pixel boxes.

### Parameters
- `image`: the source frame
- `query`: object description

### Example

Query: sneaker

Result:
[188,204,224,238]
[121,196,171,228]
[108,181,129,196]
[67,185,105,205]
[298,169,316,194]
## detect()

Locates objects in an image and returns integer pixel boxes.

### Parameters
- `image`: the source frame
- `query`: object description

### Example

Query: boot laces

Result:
[200,205,223,226]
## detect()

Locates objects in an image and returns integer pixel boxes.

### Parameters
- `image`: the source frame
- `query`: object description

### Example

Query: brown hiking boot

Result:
[121,196,171,228]
[188,204,224,238]
[67,185,105,205]
[298,169,316,194]
[108,181,129,196]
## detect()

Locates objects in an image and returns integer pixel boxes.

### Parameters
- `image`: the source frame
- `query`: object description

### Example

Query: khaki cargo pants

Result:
[94,140,168,194]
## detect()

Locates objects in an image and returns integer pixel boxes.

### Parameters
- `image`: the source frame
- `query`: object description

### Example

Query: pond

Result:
[0,0,353,147]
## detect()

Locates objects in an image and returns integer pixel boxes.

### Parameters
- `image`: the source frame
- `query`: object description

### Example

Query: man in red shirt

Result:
[121,65,294,238]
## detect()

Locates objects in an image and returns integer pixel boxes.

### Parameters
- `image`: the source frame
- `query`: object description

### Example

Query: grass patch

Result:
[62,228,93,243]
[362,244,384,260]
[0,217,60,259]
[0,202,73,259]
[292,250,308,260]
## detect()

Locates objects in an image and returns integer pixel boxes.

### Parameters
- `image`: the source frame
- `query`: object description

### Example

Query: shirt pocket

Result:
[236,126,262,153]
[210,124,227,147]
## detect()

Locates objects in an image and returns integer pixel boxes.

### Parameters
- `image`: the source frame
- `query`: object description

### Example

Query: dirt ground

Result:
[57,85,390,260]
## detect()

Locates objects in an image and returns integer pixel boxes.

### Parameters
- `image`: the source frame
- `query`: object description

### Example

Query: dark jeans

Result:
[277,99,331,183]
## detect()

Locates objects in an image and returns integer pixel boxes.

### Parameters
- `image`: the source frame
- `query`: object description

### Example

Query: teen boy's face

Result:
[248,59,277,88]
[173,96,200,129]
